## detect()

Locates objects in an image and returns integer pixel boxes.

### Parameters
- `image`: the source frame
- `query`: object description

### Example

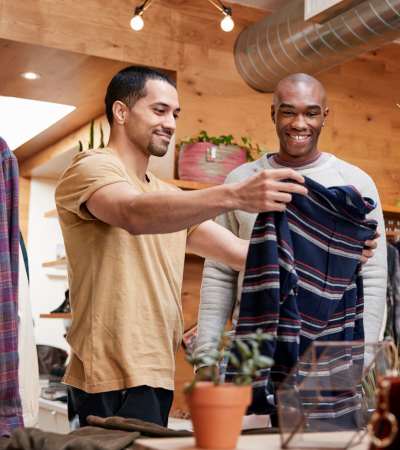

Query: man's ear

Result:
[323,107,329,120]
[113,101,127,125]
[271,105,276,124]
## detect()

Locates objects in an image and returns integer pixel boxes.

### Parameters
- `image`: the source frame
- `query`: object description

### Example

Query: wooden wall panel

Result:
[3,0,400,413]
[173,255,205,414]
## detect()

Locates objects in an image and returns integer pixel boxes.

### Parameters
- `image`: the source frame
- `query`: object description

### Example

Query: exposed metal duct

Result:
[234,0,400,92]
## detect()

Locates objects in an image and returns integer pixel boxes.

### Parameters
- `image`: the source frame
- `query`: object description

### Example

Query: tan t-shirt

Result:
[55,148,189,393]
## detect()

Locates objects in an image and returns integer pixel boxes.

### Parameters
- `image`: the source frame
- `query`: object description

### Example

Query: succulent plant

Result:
[185,328,273,392]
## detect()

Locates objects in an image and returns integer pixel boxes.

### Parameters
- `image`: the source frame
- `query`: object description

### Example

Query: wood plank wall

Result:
[6,0,400,227]
[2,0,400,412]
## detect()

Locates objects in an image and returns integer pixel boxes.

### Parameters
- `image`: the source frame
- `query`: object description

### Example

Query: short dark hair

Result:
[104,65,176,125]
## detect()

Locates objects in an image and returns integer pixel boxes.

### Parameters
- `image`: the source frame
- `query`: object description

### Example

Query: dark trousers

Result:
[67,385,173,427]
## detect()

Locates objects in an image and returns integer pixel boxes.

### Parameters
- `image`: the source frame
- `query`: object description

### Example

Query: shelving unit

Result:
[42,257,67,268]
[383,204,400,215]
[167,179,216,190]
[382,204,400,241]
[44,209,58,218]
[40,313,71,319]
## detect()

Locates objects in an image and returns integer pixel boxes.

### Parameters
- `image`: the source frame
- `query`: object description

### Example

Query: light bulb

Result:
[130,14,144,31]
[20,71,41,80]
[220,14,234,32]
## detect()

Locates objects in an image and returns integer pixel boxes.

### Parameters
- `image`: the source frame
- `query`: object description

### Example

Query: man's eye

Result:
[307,112,319,117]
[154,109,165,114]
[282,111,294,116]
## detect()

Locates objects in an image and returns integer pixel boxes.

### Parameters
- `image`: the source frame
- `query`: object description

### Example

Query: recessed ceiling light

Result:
[20,71,41,80]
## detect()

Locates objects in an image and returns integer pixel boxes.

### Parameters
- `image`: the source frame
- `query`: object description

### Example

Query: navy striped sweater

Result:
[226,177,377,422]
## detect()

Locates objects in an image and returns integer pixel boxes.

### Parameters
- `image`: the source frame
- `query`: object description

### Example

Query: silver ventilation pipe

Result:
[234,0,400,92]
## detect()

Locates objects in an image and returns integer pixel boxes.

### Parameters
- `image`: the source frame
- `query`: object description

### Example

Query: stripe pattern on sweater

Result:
[225,177,377,423]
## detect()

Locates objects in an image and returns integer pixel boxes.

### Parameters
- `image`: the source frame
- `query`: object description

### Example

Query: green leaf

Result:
[89,120,94,149]
[99,123,105,148]
[256,355,274,368]
[235,339,251,359]
[226,134,234,144]
[228,353,240,368]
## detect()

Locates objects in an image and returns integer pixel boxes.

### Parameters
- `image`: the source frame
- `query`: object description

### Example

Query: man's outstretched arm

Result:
[86,168,307,235]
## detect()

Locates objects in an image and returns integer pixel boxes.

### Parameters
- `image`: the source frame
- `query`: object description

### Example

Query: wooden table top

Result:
[134,431,370,450]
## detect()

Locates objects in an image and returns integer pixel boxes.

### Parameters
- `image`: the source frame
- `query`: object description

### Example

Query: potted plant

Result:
[78,119,106,151]
[185,329,273,450]
[177,130,267,184]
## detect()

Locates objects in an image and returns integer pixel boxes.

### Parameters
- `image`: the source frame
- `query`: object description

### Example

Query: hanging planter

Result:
[177,131,266,184]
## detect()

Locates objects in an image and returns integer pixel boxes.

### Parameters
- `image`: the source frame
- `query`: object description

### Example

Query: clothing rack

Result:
[386,231,400,243]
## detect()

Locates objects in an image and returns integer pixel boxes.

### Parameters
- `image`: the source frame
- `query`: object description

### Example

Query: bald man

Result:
[195,73,386,387]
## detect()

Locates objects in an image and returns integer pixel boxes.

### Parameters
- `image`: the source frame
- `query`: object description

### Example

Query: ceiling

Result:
[4,1,394,164]
[229,0,283,11]
[0,39,129,162]
[0,3,279,164]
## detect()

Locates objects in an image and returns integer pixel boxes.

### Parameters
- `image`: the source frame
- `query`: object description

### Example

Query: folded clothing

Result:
[87,415,279,436]
[0,426,139,450]
[87,416,192,438]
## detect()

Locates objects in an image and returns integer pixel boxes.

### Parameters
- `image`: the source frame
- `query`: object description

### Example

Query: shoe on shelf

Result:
[50,289,70,314]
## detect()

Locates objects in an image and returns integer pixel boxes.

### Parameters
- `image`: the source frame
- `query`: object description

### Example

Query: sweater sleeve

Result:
[194,209,239,362]
[194,158,267,363]
[334,158,388,364]
[354,177,387,365]
[361,188,387,364]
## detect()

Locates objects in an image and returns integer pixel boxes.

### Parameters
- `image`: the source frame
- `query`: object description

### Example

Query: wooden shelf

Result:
[42,257,67,268]
[383,204,400,215]
[40,313,71,319]
[185,252,204,259]
[165,179,216,190]
[44,209,58,218]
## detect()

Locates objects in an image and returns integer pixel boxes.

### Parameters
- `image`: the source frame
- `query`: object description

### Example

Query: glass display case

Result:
[277,341,397,449]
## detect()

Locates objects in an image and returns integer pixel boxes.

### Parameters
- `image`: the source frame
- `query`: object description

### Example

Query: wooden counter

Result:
[135,432,369,450]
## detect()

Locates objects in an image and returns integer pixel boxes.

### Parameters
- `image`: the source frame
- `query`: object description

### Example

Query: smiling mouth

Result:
[287,134,311,142]
[154,132,171,142]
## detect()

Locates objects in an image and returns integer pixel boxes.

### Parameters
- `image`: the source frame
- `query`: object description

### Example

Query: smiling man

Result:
[55,66,309,427]
[272,74,327,165]
[196,73,387,395]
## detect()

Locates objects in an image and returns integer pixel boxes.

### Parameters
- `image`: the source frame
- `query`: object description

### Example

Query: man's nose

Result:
[162,113,176,132]
[291,114,307,129]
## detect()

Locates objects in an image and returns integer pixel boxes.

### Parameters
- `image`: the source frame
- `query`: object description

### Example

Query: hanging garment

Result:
[226,177,377,423]
[386,243,400,343]
[18,234,40,427]
[0,137,23,435]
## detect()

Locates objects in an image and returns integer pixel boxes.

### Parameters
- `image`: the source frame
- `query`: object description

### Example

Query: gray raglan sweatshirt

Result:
[195,153,387,366]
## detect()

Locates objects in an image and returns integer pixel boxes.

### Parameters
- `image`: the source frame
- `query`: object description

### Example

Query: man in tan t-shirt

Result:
[55,65,308,427]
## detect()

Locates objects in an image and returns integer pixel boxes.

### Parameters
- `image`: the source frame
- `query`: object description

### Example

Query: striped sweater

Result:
[225,177,377,423]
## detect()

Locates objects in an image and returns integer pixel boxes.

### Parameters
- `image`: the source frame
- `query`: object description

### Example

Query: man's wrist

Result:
[220,182,241,212]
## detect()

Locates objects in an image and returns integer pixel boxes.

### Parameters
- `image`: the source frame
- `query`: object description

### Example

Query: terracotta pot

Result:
[186,382,252,449]
[178,142,247,184]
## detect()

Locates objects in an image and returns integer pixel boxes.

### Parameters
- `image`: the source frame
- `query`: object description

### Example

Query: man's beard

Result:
[148,137,169,157]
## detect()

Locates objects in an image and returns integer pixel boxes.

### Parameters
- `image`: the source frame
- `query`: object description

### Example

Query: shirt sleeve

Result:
[55,151,130,221]
[194,209,240,362]
[359,177,388,364]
